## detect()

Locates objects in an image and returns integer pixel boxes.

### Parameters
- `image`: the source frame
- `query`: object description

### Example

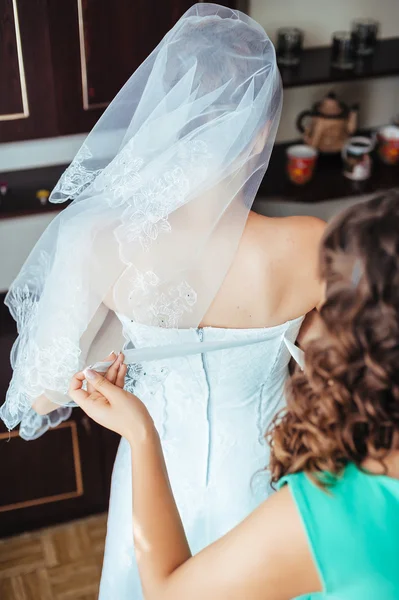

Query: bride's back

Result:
[200,211,324,329]
[103,211,324,331]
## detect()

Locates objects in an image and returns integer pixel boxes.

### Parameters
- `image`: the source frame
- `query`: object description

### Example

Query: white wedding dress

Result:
[99,313,304,599]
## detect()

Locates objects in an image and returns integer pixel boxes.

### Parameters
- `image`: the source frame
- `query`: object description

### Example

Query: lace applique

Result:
[147,281,198,328]
[95,149,144,208]
[129,270,160,301]
[128,268,198,328]
[107,139,211,250]
[125,363,169,398]
[51,144,101,201]
[8,285,39,331]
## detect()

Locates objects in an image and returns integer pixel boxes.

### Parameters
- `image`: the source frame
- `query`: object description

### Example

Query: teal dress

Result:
[279,463,399,599]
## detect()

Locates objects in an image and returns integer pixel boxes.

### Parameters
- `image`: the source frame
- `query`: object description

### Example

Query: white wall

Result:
[0,213,57,291]
[251,0,399,141]
[0,134,86,172]
[251,0,399,47]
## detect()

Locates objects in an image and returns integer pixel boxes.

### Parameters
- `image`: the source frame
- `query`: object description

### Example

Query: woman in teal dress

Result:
[70,189,399,599]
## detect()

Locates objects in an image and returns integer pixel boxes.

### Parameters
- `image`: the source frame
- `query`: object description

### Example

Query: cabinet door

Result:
[46,0,197,135]
[0,299,120,538]
[46,0,246,136]
[0,0,57,142]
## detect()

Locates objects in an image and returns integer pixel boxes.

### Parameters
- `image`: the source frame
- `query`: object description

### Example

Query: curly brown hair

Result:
[268,190,399,484]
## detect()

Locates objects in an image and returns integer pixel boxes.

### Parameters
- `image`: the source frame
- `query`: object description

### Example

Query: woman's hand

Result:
[85,351,125,394]
[68,353,154,442]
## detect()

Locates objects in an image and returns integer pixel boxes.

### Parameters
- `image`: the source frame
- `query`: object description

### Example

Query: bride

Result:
[1,4,324,599]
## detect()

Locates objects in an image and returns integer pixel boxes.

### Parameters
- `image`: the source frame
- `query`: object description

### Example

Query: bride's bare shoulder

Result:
[249,212,326,254]
[248,213,326,311]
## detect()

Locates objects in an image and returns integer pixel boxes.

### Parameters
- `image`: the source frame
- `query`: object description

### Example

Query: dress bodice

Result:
[118,313,304,402]
[117,314,304,490]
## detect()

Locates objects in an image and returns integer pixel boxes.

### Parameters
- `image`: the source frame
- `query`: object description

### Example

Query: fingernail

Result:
[84,369,97,380]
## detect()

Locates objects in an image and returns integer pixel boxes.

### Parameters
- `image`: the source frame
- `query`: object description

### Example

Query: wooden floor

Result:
[0,514,107,600]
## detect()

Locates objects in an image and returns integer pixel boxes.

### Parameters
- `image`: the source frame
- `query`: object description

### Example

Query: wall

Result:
[252,0,399,47]
[0,134,85,172]
[1,0,399,290]
[251,0,399,141]
[0,213,56,291]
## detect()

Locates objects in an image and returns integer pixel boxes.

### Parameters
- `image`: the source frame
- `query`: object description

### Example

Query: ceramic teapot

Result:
[296,92,359,153]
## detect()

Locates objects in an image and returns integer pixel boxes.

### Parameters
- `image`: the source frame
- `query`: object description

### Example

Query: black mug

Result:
[276,27,304,67]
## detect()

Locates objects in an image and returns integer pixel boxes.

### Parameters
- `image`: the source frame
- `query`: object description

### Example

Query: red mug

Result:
[286,145,318,185]
[376,125,399,165]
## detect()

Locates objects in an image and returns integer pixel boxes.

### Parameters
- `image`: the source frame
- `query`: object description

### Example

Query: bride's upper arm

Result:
[32,393,61,415]
[160,487,321,600]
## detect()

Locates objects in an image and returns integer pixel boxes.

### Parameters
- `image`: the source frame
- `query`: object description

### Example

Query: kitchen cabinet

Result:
[0,299,120,538]
[0,0,247,142]
[0,0,57,141]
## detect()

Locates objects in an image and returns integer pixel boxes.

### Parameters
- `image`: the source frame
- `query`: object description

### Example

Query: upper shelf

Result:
[280,37,399,88]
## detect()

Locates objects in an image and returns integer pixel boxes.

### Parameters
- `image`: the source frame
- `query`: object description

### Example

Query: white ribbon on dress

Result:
[88,333,305,373]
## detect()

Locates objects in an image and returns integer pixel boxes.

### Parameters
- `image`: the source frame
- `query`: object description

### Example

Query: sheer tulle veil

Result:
[1,3,282,438]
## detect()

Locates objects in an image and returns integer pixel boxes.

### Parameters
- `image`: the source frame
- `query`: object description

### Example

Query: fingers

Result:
[69,371,90,404]
[87,351,119,393]
[116,362,127,389]
[104,352,121,384]
[84,368,123,403]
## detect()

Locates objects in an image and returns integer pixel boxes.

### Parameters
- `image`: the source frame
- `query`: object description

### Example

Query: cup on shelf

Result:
[276,27,304,67]
[342,136,375,181]
[331,31,355,70]
[36,189,50,206]
[351,19,379,56]
[375,125,399,166]
[286,144,318,185]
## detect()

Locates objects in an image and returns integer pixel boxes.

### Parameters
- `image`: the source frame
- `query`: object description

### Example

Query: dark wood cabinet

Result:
[0,0,247,142]
[46,0,196,135]
[0,0,57,141]
[0,411,120,538]
[0,298,120,538]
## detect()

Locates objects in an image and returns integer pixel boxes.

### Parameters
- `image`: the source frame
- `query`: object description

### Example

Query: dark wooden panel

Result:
[0,0,24,115]
[46,0,197,135]
[0,412,107,538]
[0,293,118,538]
[47,0,245,135]
[0,0,57,142]
[0,423,83,508]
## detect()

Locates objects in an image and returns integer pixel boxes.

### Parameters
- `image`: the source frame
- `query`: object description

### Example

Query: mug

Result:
[376,125,399,165]
[342,136,374,181]
[276,27,304,67]
[286,145,318,185]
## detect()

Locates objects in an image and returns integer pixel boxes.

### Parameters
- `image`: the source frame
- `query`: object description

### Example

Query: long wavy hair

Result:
[268,190,399,484]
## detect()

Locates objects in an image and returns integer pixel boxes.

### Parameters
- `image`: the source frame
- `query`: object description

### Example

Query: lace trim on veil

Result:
[1,140,209,437]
